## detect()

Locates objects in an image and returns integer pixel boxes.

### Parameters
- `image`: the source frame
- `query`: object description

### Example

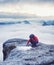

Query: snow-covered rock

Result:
[42,20,54,26]
[0,38,54,65]
[23,20,30,24]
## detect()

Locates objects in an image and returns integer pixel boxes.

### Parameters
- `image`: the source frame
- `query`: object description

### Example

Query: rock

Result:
[23,20,30,24]
[3,44,16,60]
[3,38,27,60]
[0,38,54,65]
[42,20,54,26]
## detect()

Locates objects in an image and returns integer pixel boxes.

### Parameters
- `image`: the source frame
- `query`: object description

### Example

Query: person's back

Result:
[27,34,39,47]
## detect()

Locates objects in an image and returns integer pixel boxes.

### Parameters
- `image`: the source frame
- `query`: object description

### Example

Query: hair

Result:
[29,34,34,38]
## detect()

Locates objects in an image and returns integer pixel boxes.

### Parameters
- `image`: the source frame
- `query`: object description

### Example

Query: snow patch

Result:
[16,46,32,51]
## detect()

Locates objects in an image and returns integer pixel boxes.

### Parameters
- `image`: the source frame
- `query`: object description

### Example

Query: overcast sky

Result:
[0,0,54,17]
[0,0,54,3]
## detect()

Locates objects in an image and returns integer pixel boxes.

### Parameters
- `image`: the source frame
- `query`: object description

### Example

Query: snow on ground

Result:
[16,46,32,51]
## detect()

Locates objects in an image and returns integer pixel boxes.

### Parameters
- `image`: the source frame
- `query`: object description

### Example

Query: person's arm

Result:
[26,39,30,45]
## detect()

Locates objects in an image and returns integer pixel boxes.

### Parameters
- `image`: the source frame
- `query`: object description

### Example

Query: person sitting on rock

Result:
[26,34,39,47]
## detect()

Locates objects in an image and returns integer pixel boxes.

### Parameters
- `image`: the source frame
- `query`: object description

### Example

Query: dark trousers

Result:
[31,41,38,47]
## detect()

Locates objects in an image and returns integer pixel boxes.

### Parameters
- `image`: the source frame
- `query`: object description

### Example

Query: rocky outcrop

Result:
[23,20,30,24]
[0,38,54,65]
[3,38,27,60]
[42,20,54,26]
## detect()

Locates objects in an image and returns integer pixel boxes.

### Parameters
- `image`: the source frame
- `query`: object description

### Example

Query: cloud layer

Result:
[0,0,54,17]
[0,12,36,19]
[0,0,19,4]
[0,0,54,4]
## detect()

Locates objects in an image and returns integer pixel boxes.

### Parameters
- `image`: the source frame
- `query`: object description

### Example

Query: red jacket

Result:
[27,36,39,45]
